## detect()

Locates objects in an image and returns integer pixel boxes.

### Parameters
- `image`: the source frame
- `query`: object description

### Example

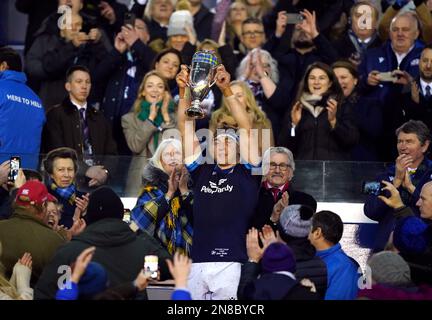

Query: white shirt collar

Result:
[420,78,432,96]
[266,181,286,191]
[70,99,87,111]
[392,45,415,66]
[358,37,372,44]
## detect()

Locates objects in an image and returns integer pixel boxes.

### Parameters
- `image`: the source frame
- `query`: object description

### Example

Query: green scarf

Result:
[137,100,175,149]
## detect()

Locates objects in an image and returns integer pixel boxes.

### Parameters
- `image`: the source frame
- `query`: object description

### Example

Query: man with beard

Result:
[401,45,432,129]
[271,9,339,94]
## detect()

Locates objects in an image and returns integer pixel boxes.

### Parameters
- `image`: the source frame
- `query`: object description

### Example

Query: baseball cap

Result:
[15,180,57,206]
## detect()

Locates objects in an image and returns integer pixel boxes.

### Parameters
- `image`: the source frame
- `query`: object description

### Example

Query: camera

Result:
[8,156,21,183]
[361,181,385,196]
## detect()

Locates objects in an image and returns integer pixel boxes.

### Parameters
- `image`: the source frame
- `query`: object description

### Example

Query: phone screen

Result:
[9,156,21,182]
[144,255,159,279]
[361,181,383,196]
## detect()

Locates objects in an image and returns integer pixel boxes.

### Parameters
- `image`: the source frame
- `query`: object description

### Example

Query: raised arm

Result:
[214,65,260,166]
[176,65,200,165]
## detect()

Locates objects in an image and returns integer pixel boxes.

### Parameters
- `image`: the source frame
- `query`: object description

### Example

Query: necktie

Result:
[271,188,280,202]
[79,108,92,155]
[426,85,431,99]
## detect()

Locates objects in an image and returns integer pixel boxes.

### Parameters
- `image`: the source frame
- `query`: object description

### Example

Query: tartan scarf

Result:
[50,181,77,206]
[132,185,193,256]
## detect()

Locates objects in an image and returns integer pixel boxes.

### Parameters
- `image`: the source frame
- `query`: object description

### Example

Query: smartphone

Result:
[124,12,136,27]
[378,71,397,82]
[144,255,159,280]
[285,13,304,24]
[8,156,21,183]
[361,181,384,196]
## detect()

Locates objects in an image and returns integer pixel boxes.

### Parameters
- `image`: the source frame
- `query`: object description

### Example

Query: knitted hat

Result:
[85,187,124,225]
[279,204,314,238]
[15,180,57,207]
[167,10,194,37]
[393,216,429,254]
[261,242,296,274]
[368,251,411,286]
[78,262,108,297]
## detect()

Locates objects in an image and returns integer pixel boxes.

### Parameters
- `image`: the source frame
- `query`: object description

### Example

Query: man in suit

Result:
[402,45,432,128]
[44,65,117,188]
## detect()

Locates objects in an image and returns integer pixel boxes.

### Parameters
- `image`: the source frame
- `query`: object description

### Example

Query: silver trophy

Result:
[186,50,219,119]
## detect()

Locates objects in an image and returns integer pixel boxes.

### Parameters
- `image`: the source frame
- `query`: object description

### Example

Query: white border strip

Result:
[121,198,376,224]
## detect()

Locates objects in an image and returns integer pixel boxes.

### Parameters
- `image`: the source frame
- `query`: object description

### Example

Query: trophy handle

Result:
[208,65,218,88]
[186,65,193,87]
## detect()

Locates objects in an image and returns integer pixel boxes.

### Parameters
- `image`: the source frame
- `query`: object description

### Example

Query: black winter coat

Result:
[332,32,382,61]
[284,237,328,299]
[238,262,320,300]
[346,90,383,161]
[250,185,317,231]
[15,0,58,54]
[279,100,359,160]
[25,13,112,110]
[34,218,172,299]
[43,97,117,157]
[97,41,156,155]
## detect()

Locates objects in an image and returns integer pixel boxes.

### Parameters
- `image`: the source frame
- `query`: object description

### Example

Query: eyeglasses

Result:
[269,162,290,171]
[242,31,264,37]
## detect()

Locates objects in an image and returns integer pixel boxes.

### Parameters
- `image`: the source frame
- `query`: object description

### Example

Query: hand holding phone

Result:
[285,13,304,24]
[124,12,136,27]
[361,181,385,196]
[378,71,397,82]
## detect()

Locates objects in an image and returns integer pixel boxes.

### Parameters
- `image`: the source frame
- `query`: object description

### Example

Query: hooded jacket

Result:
[34,218,171,299]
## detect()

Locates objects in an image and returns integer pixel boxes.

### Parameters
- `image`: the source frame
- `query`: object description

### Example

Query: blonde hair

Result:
[144,0,177,20]
[132,71,171,114]
[176,0,190,11]
[210,80,271,131]
[0,243,20,300]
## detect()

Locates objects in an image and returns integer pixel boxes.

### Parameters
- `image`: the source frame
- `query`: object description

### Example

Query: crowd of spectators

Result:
[1,0,432,301]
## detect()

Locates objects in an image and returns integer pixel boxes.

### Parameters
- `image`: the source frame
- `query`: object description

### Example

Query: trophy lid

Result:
[192,50,218,67]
